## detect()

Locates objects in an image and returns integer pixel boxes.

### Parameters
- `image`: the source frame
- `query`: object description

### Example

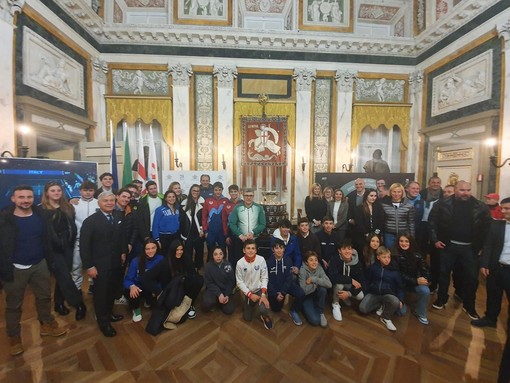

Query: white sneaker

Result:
[380,317,397,332]
[114,295,129,306]
[132,309,142,323]
[376,305,383,316]
[320,313,328,328]
[332,303,342,321]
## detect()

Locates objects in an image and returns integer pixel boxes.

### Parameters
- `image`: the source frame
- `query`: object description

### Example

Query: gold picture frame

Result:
[173,0,232,26]
[299,0,353,32]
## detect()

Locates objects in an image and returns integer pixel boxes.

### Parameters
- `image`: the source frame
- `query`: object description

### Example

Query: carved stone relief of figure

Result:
[34,56,71,96]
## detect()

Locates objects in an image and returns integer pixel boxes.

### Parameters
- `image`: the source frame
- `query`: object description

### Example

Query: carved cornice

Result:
[335,70,357,93]
[50,0,500,59]
[213,65,237,88]
[168,63,192,86]
[0,0,24,23]
[293,68,316,92]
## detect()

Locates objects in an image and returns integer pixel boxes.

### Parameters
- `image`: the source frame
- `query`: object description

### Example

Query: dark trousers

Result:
[124,288,156,310]
[3,259,54,337]
[93,267,122,325]
[50,248,83,307]
[485,265,510,323]
[202,289,235,314]
[160,233,180,258]
[267,279,305,312]
[438,243,477,310]
[498,331,510,383]
[184,235,205,270]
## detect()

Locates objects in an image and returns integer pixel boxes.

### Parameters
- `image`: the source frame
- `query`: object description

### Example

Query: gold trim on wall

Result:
[352,103,412,153]
[105,97,173,146]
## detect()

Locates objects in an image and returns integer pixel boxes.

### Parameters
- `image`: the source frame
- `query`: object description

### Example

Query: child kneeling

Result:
[359,246,404,332]
[236,239,272,330]
[299,251,332,328]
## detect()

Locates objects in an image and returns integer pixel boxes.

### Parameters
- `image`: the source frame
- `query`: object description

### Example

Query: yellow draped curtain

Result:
[233,102,296,149]
[351,104,411,151]
[105,97,173,146]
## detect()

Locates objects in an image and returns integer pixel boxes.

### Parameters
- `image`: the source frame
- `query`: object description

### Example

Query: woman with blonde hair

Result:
[304,183,328,233]
[380,183,415,249]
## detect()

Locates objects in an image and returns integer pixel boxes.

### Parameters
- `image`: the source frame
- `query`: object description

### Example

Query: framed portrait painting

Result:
[299,0,353,32]
[174,0,232,26]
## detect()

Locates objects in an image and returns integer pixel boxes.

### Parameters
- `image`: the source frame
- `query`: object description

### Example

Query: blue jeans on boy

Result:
[413,284,430,318]
[268,281,305,313]
[302,286,326,326]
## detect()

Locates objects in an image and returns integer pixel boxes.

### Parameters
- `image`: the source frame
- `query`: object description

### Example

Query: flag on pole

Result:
[109,120,119,190]
[136,122,147,184]
[148,124,159,190]
[122,121,133,186]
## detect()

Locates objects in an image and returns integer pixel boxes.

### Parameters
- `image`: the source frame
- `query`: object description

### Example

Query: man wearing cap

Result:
[485,193,504,220]
[202,181,229,263]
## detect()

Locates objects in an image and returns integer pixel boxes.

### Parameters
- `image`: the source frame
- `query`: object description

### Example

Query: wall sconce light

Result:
[222,153,226,170]
[490,155,510,168]
[174,152,182,169]
[301,156,306,172]
[342,163,353,172]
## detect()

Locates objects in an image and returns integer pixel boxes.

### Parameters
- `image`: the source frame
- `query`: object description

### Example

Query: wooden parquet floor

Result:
[0,279,506,383]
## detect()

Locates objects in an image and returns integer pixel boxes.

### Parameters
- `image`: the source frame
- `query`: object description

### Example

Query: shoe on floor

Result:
[260,315,273,330]
[471,316,497,328]
[289,310,302,326]
[132,308,142,323]
[187,305,197,319]
[432,299,447,310]
[9,336,23,356]
[114,295,129,305]
[320,313,328,328]
[75,303,87,321]
[463,307,480,320]
[54,303,70,316]
[40,320,67,337]
[380,317,397,332]
[332,303,342,321]
[376,305,383,316]
[412,311,429,325]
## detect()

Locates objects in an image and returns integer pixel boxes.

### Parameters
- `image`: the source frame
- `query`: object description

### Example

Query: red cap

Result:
[485,193,500,200]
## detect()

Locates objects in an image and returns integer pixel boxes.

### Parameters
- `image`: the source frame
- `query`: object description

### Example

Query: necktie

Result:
[107,214,114,224]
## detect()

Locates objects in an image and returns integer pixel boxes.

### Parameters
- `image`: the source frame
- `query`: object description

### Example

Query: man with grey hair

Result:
[228,188,266,270]
[80,192,128,337]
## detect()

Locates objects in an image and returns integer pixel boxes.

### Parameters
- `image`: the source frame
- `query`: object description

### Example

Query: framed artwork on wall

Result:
[299,0,353,32]
[173,0,232,26]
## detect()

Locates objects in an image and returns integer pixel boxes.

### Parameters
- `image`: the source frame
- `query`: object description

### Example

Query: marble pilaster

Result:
[497,21,510,197]
[408,70,424,175]
[169,63,192,170]
[0,0,24,155]
[293,67,316,216]
[334,70,357,172]
[214,65,237,185]
[91,57,108,141]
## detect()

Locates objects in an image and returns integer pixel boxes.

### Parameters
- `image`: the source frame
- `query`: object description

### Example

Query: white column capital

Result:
[335,70,357,92]
[92,57,108,84]
[409,70,424,96]
[168,63,192,86]
[0,0,24,24]
[293,68,316,91]
[497,19,510,42]
[213,65,237,88]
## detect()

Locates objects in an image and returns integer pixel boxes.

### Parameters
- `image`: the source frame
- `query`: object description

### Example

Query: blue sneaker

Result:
[260,315,273,330]
[290,310,303,326]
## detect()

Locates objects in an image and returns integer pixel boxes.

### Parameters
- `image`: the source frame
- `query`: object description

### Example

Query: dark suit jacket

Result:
[80,210,127,272]
[480,220,508,271]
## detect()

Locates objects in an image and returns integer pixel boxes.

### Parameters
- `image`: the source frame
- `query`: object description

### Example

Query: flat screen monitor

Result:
[0,157,97,209]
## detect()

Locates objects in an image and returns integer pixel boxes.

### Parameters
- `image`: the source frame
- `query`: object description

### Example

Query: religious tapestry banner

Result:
[241,116,287,166]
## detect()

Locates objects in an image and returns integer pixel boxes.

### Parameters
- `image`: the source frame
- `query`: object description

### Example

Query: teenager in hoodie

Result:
[270,218,302,269]
[202,246,236,314]
[299,251,332,328]
[267,239,305,326]
[328,239,365,322]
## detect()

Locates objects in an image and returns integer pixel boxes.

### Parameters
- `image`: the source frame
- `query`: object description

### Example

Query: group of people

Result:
[1,172,509,373]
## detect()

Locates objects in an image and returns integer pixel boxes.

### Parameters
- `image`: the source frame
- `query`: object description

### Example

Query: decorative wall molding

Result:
[51,0,500,58]
[335,70,357,93]
[497,18,510,42]
[213,65,237,88]
[293,68,316,92]
[409,70,424,95]
[111,69,169,96]
[0,0,24,23]
[194,74,214,171]
[168,63,192,86]
[92,57,108,84]
[354,78,406,103]
[312,78,332,174]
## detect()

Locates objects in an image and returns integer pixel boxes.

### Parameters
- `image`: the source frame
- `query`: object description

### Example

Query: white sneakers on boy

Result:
[332,303,342,321]
[380,317,397,332]
[132,308,142,323]
[320,313,328,328]
[376,305,383,316]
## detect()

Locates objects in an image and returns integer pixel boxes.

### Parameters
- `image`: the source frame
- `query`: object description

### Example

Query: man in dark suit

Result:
[472,196,510,329]
[80,192,127,337]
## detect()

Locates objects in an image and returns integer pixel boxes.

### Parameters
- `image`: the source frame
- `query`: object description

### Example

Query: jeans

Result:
[359,293,400,320]
[302,286,326,326]
[413,284,430,318]
[383,232,397,250]
[268,279,305,312]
